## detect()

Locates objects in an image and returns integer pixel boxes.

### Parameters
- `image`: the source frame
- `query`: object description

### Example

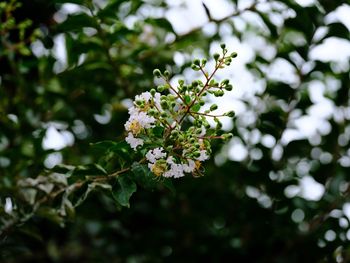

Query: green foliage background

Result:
[1,0,350,262]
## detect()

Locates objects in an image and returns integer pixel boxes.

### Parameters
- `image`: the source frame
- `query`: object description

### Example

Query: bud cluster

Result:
[124,46,237,178]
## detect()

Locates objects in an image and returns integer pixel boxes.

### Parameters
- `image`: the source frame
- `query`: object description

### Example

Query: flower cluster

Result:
[124,45,237,178]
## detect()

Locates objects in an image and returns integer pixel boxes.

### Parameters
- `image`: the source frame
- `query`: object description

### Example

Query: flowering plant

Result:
[1,45,237,233]
[124,44,237,178]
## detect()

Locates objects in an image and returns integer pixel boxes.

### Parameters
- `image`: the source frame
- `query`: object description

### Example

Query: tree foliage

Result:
[1,0,350,262]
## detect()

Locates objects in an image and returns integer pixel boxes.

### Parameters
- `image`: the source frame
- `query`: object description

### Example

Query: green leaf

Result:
[145,18,175,33]
[131,162,158,189]
[74,182,112,207]
[51,164,75,174]
[152,126,164,138]
[112,175,137,207]
[97,0,125,18]
[184,95,191,104]
[90,140,118,151]
[56,14,97,32]
[161,178,176,195]
[72,164,107,176]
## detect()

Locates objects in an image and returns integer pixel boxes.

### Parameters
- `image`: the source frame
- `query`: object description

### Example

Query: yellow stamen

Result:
[130,120,142,135]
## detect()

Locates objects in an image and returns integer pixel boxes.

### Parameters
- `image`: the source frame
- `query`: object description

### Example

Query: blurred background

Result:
[1,0,350,262]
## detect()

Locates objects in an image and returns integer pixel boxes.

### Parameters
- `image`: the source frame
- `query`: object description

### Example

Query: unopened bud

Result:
[231,52,238,58]
[153,69,161,78]
[157,85,164,92]
[164,70,170,77]
[223,133,233,140]
[226,111,235,117]
[210,104,218,111]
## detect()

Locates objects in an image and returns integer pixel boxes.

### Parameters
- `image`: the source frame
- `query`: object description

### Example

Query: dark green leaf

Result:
[112,175,137,207]
[131,162,158,189]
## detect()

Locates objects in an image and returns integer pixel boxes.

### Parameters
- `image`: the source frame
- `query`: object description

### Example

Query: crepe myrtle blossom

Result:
[124,45,237,178]
[125,132,144,150]
[4,197,13,214]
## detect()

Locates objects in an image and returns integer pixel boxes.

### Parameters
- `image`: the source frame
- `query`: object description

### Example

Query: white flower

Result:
[198,126,207,137]
[183,159,196,173]
[166,163,185,178]
[4,197,13,214]
[135,92,152,103]
[196,150,209,161]
[146,147,167,163]
[125,132,144,150]
[163,156,185,178]
[125,110,156,134]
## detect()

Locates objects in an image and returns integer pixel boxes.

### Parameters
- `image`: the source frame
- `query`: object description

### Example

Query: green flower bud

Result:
[210,104,218,111]
[164,70,170,77]
[178,79,184,86]
[216,122,222,129]
[225,85,233,91]
[193,59,200,66]
[148,109,157,116]
[161,100,168,109]
[157,85,164,92]
[231,52,238,58]
[201,59,207,66]
[213,53,220,61]
[166,146,173,152]
[135,100,143,106]
[220,43,226,49]
[221,79,229,86]
[153,69,161,78]
[193,151,201,158]
[161,112,168,118]
[171,130,179,136]
[167,94,175,101]
[150,89,156,96]
[214,90,224,97]
[225,111,235,117]
[199,100,205,106]
[223,133,233,140]
[192,80,199,87]
[191,64,200,71]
